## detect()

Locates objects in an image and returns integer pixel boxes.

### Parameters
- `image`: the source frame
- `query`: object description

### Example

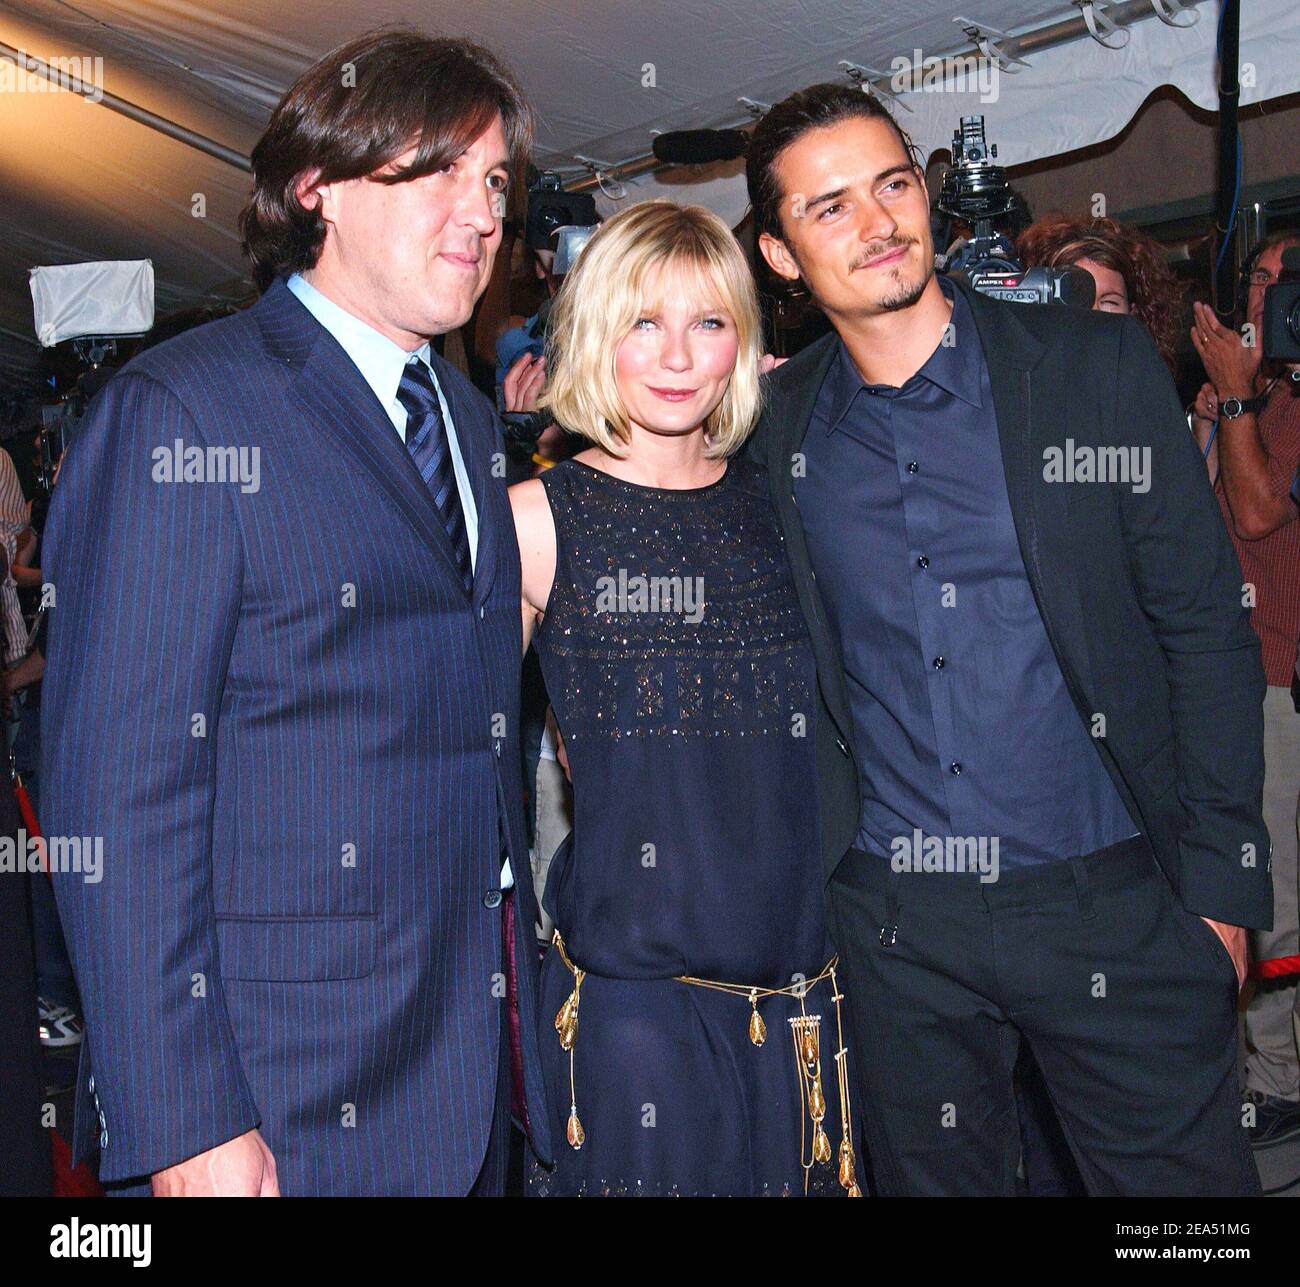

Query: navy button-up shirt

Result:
[796,276,1136,868]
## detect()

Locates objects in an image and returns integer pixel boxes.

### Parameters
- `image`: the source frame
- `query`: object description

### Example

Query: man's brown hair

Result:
[239,28,534,291]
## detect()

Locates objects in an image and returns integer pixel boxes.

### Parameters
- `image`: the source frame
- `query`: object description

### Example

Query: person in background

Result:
[1189,230,1300,1150]
[0,706,51,1194]
[0,447,31,675]
[479,224,584,484]
[0,445,79,1070]
[1017,214,1185,372]
[475,220,554,375]
[0,440,55,1194]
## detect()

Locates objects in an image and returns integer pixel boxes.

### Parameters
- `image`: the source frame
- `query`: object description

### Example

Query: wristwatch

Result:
[1219,393,1267,420]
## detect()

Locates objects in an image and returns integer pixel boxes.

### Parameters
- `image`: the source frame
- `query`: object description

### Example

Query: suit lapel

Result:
[761,334,856,746]
[958,278,1095,698]
[254,279,476,590]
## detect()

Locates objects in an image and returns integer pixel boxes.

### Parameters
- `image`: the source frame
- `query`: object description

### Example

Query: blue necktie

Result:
[397,359,473,593]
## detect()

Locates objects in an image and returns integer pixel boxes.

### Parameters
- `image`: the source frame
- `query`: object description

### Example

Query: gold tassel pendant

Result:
[552,937,587,1152]
[748,989,767,1047]
[838,1137,856,1190]
[555,989,579,1051]
[812,1122,832,1164]
[808,1075,826,1123]
[566,1105,585,1149]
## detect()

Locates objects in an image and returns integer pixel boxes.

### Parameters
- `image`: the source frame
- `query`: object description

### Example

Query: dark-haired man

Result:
[746,83,1269,1196]
[44,30,552,1195]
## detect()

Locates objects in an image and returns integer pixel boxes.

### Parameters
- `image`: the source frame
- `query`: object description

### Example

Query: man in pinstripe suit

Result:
[41,30,554,1195]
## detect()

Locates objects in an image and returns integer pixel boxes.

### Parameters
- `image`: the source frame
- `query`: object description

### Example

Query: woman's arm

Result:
[508,476,557,655]
[12,524,40,586]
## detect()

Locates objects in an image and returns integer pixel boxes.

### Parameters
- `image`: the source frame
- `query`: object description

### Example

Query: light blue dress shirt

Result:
[287,272,512,889]
[287,272,479,570]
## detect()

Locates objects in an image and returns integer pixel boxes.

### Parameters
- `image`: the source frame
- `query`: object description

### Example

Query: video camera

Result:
[524,170,599,267]
[1263,245,1300,370]
[939,117,1094,307]
[29,260,154,489]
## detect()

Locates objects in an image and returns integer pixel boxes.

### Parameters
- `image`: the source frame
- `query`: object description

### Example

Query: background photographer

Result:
[0,448,37,699]
[1191,229,1300,1151]
[474,172,596,481]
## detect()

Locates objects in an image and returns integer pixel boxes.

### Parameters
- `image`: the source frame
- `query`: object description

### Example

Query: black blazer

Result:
[748,274,1272,931]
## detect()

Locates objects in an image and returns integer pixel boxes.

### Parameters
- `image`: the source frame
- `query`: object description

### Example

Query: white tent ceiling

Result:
[1,0,1297,388]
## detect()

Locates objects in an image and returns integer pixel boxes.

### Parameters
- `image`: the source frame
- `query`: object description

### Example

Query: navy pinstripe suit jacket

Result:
[42,276,554,1193]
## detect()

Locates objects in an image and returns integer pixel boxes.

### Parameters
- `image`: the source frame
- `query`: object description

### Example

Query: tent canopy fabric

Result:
[1,0,1296,385]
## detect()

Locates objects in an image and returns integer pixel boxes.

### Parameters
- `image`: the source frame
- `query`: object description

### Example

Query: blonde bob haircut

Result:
[537,199,764,459]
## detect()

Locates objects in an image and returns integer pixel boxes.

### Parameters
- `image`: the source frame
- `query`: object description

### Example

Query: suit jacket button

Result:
[100,1129,108,1150]
[483,889,503,909]
[836,737,850,758]
[87,1075,95,1094]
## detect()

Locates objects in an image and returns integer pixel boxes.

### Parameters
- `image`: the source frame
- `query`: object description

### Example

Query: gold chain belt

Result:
[551,930,861,1196]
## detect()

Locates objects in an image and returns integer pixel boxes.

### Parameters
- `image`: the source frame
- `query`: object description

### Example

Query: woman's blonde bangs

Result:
[537,200,764,458]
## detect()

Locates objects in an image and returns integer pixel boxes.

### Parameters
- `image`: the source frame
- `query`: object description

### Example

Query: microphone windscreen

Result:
[651,129,749,166]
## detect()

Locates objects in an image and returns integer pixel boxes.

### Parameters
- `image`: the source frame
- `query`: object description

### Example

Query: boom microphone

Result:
[651,129,749,166]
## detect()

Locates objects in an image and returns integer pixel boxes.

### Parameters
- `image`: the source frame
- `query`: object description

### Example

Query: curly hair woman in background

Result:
[1017,214,1185,373]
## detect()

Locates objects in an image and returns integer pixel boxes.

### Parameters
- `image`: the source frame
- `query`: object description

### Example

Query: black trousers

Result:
[828,836,1260,1197]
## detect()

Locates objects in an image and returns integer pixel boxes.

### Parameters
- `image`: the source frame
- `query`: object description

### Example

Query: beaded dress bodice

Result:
[532,455,828,983]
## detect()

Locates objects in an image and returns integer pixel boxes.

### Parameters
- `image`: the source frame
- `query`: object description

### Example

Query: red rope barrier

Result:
[1250,954,1300,981]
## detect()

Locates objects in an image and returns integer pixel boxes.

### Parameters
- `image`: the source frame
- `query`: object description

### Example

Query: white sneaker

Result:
[37,997,83,1048]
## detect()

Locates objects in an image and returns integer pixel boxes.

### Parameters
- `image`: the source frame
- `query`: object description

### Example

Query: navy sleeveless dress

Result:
[528,454,858,1196]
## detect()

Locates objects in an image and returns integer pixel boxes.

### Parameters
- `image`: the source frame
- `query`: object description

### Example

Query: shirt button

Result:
[917,555,929,570]
[949,761,963,775]
[907,461,919,474]
[835,736,850,758]
[932,656,946,670]
[483,889,503,909]
[479,606,485,619]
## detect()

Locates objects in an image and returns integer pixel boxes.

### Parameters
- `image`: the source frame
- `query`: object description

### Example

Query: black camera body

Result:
[939,117,1094,308]
[524,171,597,252]
[1262,246,1300,364]
[37,339,122,492]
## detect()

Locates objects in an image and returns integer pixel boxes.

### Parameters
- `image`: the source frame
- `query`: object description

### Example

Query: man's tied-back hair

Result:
[239,28,534,292]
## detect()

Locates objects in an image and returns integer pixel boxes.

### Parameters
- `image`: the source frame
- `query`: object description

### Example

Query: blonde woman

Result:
[509,201,860,1196]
